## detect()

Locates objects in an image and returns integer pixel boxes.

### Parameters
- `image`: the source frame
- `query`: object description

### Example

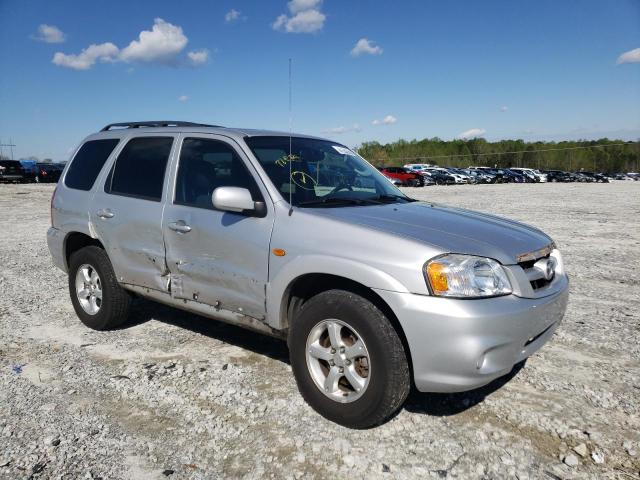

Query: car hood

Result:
[310,201,552,265]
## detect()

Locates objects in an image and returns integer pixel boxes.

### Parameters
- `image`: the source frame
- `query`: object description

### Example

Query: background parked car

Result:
[377,166,425,186]
[543,170,574,182]
[35,163,64,183]
[579,171,609,183]
[573,172,595,183]
[421,170,456,185]
[469,167,507,183]
[382,173,403,187]
[0,160,26,183]
[19,160,38,182]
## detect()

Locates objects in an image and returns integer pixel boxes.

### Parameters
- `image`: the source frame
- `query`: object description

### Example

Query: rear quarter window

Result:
[104,136,173,202]
[65,139,120,191]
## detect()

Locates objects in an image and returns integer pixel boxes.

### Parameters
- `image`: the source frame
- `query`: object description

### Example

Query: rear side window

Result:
[64,139,119,191]
[105,137,173,202]
[175,137,262,209]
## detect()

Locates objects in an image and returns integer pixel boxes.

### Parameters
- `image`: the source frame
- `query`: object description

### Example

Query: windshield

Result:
[245,136,412,207]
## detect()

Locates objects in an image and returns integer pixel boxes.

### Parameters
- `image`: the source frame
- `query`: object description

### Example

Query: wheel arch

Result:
[64,231,105,269]
[279,272,414,382]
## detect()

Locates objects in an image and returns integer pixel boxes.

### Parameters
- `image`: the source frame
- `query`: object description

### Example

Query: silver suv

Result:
[47,121,569,428]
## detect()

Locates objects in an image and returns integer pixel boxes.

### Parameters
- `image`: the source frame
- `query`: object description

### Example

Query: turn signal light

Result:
[426,262,448,294]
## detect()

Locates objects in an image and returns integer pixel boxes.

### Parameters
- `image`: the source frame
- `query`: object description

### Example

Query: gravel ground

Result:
[1,182,639,480]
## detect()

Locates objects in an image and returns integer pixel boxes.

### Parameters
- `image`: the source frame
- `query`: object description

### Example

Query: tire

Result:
[289,289,410,428]
[68,246,131,330]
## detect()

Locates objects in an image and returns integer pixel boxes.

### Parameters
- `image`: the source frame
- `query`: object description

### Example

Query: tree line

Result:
[357,138,640,173]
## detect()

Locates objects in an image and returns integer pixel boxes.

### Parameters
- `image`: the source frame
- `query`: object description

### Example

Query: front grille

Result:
[518,254,554,290]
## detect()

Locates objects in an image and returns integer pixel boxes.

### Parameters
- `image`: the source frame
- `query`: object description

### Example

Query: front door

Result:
[89,135,176,291]
[163,134,274,319]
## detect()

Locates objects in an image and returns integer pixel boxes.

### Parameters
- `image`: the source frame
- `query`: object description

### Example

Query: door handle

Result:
[96,209,114,219]
[168,220,192,233]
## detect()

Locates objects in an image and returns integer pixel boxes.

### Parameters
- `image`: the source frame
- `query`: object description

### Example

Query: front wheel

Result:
[289,289,410,428]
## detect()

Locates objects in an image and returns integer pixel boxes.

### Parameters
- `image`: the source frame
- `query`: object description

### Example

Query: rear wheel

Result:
[68,246,131,330]
[289,289,410,428]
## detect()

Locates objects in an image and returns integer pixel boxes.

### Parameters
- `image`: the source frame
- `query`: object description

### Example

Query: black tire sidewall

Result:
[68,246,128,331]
[289,290,409,428]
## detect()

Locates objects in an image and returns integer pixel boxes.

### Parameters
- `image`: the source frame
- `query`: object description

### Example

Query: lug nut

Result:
[345,360,351,366]
[329,360,334,366]
[330,348,336,354]
[340,347,345,353]
[339,367,344,373]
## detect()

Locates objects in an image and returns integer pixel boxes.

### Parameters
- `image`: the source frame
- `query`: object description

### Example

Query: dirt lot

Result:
[1,182,639,479]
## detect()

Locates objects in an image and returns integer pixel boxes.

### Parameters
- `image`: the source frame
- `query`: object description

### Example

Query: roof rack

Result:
[100,121,222,131]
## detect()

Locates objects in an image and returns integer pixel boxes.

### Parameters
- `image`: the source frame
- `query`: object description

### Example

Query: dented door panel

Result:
[163,203,273,319]
[89,201,169,291]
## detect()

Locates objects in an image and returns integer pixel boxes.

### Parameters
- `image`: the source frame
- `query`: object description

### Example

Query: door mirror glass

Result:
[212,187,257,214]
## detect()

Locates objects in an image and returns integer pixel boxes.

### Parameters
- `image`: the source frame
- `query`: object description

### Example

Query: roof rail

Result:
[100,121,222,131]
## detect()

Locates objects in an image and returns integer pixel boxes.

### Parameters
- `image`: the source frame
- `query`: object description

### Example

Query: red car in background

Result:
[377,166,424,187]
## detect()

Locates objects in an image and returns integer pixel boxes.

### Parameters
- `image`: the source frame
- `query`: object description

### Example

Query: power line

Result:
[373,142,639,162]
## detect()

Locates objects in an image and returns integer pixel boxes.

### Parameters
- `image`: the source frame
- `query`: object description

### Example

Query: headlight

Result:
[425,254,512,298]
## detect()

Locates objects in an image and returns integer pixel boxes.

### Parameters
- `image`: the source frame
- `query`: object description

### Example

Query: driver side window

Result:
[175,138,262,210]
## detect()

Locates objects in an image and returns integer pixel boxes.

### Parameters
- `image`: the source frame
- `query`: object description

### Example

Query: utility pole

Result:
[0,139,17,160]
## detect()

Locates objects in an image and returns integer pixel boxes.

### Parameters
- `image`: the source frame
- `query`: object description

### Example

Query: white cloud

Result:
[120,18,187,64]
[616,47,640,65]
[225,9,242,22]
[32,24,66,43]
[52,18,209,70]
[187,49,209,65]
[372,115,397,126]
[272,0,326,33]
[457,128,486,139]
[322,124,361,135]
[350,38,383,57]
[52,42,119,70]
[178,95,189,102]
[500,106,508,112]
[288,0,322,13]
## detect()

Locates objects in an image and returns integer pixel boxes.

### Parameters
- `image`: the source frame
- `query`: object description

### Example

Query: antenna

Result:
[288,58,293,215]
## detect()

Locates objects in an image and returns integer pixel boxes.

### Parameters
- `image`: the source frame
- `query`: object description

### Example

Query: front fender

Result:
[265,254,409,329]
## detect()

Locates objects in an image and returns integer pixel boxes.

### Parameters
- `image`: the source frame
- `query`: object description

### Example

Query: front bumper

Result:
[374,275,569,392]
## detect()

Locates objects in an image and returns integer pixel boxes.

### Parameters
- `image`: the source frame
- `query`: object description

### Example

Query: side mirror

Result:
[211,187,265,216]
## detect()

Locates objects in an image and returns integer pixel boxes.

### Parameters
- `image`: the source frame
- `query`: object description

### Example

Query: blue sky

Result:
[0,0,639,161]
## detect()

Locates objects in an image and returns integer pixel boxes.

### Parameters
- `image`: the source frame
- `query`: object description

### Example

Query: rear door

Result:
[89,134,177,291]
[162,134,274,319]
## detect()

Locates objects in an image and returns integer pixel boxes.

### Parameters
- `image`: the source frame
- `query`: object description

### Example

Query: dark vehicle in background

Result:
[0,160,26,183]
[579,171,609,183]
[35,163,64,183]
[573,172,595,183]
[19,160,38,182]
[469,167,506,183]
[544,170,574,182]
[422,170,456,185]
[377,166,425,186]
[463,169,495,183]
[504,169,531,183]
[498,169,524,183]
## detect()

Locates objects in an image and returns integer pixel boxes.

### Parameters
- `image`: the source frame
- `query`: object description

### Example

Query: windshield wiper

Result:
[370,194,415,203]
[297,197,381,208]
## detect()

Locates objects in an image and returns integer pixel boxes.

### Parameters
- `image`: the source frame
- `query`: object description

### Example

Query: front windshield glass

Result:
[245,136,411,207]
